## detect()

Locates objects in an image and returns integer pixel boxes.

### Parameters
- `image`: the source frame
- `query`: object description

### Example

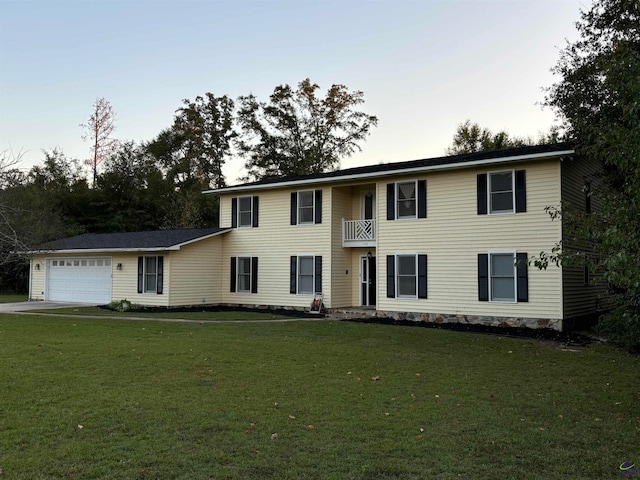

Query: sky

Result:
[0,0,585,185]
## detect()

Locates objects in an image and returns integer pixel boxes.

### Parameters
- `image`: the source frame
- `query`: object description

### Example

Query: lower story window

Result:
[138,256,164,295]
[490,253,516,302]
[396,254,417,298]
[298,256,314,294]
[237,257,252,293]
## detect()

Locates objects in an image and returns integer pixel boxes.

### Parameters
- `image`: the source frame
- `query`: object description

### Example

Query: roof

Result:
[31,227,230,254]
[205,143,574,194]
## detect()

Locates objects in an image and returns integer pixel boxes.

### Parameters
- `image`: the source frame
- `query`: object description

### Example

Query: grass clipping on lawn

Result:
[0,315,638,479]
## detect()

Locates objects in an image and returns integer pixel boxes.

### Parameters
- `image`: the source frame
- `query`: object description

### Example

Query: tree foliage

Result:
[81,97,119,186]
[445,120,561,155]
[544,0,640,349]
[148,93,235,190]
[237,78,378,181]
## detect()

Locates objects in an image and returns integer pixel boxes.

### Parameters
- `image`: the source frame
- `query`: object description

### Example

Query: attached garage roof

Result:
[31,227,230,254]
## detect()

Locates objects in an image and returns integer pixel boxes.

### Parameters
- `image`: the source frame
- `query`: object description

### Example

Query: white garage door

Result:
[47,258,112,304]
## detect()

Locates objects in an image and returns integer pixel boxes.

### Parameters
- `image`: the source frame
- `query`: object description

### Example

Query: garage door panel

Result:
[47,258,112,304]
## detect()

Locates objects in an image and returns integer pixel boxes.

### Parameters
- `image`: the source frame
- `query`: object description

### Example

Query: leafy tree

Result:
[81,97,119,186]
[445,120,561,155]
[543,0,640,349]
[148,93,235,190]
[237,78,378,181]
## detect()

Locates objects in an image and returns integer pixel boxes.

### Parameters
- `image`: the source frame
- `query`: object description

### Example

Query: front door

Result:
[361,256,376,307]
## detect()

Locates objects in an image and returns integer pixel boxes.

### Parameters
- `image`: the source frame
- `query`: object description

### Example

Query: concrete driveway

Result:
[0,301,95,313]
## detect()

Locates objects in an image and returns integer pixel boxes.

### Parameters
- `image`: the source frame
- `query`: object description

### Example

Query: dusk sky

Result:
[0,0,584,184]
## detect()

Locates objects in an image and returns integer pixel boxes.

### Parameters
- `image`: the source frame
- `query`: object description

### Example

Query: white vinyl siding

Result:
[378,160,563,320]
[219,187,331,309]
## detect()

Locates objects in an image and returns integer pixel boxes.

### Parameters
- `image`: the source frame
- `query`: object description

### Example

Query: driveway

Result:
[0,301,95,313]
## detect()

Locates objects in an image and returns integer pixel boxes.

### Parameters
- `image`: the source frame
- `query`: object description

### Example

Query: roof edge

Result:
[204,149,575,195]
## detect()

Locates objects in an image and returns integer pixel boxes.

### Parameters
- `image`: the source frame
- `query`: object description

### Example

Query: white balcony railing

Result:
[342,218,376,247]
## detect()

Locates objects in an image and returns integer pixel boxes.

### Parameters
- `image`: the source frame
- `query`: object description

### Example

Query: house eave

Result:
[203,149,575,195]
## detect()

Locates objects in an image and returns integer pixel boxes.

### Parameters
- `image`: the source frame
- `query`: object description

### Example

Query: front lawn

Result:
[0,316,637,479]
[0,293,28,303]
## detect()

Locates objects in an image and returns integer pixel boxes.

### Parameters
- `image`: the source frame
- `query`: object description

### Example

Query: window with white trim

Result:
[238,196,253,227]
[396,181,417,219]
[298,256,314,294]
[298,191,314,225]
[489,171,514,213]
[490,253,516,302]
[237,257,252,293]
[144,256,160,293]
[396,254,417,298]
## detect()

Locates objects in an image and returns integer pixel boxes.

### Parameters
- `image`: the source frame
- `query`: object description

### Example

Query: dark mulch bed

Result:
[342,316,598,347]
[98,303,312,318]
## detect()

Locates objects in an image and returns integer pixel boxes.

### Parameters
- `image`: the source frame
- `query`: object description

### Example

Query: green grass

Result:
[21,306,292,321]
[0,315,638,479]
[0,294,28,303]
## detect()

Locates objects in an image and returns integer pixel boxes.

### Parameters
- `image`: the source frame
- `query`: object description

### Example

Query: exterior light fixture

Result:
[117,263,123,270]
[367,251,372,260]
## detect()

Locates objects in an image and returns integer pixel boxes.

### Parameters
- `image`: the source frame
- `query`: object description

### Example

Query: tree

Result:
[543,0,640,349]
[148,93,235,190]
[0,150,28,267]
[81,97,118,186]
[445,120,561,155]
[237,78,378,181]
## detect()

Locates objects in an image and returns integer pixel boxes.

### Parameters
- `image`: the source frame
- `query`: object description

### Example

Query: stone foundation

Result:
[328,308,563,331]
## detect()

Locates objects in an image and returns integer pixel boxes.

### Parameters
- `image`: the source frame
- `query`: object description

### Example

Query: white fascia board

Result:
[203,150,574,195]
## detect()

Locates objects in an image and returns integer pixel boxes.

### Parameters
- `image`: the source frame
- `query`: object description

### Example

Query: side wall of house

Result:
[331,186,354,308]
[168,236,223,306]
[377,159,564,326]
[219,186,332,309]
[29,256,46,300]
[560,156,606,321]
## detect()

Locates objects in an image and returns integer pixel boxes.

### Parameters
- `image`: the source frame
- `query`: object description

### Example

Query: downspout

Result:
[28,258,33,301]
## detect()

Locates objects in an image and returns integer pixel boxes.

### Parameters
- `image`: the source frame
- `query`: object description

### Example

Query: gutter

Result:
[204,150,575,195]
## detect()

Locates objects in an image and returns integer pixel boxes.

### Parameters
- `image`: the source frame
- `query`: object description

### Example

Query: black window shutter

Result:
[231,197,238,228]
[515,170,527,213]
[314,256,322,293]
[516,252,529,302]
[418,180,427,218]
[251,257,258,294]
[252,196,259,227]
[156,256,164,295]
[314,190,322,224]
[478,254,489,301]
[418,254,428,299]
[477,174,487,215]
[386,255,395,298]
[290,192,297,225]
[386,183,395,220]
[230,257,236,293]
[290,256,297,294]
[137,256,144,294]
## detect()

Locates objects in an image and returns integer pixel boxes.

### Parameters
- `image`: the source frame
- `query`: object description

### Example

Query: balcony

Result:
[342,218,376,247]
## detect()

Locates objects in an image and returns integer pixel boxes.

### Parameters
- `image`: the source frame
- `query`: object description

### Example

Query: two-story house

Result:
[28,143,601,331]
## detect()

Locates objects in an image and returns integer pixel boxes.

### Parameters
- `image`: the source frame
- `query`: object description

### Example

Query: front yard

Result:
[0,315,637,479]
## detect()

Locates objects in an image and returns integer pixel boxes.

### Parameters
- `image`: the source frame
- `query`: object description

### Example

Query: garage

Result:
[46,257,112,304]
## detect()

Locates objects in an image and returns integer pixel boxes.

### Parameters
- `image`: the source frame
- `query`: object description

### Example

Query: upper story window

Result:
[231,196,259,228]
[489,172,514,213]
[386,180,427,220]
[477,170,526,215]
[397,181,417,219]
[298,191,315,224]
[290,190,322,225]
